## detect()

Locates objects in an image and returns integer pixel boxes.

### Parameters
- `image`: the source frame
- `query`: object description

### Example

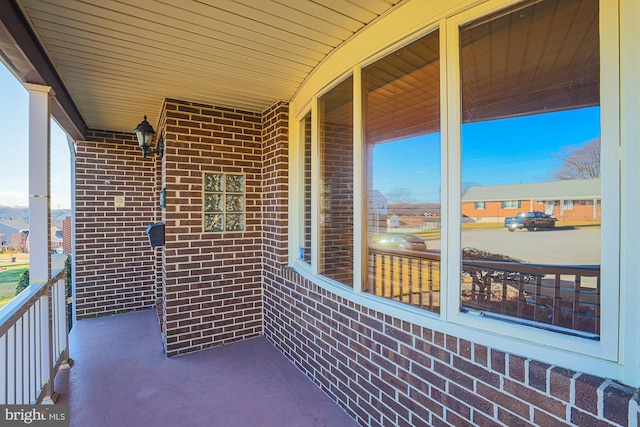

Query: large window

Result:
[459,0,601,337]
[363,31,441,312]
[293,0,616,348]
[319,77,354,286]
[500,201,520,209]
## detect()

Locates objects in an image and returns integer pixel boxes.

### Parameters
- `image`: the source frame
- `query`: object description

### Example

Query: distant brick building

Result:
[62,215,72,255]
[462,179,601,224]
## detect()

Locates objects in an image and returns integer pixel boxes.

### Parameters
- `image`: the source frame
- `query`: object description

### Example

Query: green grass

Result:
[0,262,29,284]
[0,262,29,307]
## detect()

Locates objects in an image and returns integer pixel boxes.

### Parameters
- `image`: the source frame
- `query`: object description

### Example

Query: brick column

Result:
[261,101,289,271]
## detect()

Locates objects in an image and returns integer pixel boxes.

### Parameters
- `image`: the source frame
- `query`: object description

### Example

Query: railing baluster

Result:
[553,274,562,327]
[0,266,69,405]
[365,249,440,314]
[16,317,22,403]
[0,334,6,403]
[39,293,49,402]
[34,298,41,401]
[29,306,35,404]
[21,313,27,404]
[8,326,15,404]
[573,275,580,331]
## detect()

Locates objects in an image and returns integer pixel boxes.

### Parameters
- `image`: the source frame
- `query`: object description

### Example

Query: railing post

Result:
[44,278,56,404]
[37,286,51,403]
[25,84,53,285]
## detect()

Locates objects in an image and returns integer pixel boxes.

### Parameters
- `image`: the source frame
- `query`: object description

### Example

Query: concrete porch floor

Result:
[54,310,358,427]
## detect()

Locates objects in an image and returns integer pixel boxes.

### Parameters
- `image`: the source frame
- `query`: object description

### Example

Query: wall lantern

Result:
[134,115,163,158]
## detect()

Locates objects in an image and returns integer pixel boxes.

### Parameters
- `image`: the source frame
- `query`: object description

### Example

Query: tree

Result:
[15,269,29,296]
[385,187,413,204]
[554,138,600,180]
[7,232,27,253]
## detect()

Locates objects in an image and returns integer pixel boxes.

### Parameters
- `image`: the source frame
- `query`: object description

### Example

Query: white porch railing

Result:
[0,265,70,404]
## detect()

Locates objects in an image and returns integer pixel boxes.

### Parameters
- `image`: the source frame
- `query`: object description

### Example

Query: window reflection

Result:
[319,77,354,286]
[363,30,441,312]
[459,0,601,336]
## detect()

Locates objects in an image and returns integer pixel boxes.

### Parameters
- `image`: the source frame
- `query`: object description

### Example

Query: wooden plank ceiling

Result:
[15,0,403,133]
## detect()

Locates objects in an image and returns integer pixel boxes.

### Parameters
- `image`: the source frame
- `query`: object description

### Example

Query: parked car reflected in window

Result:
[370,234,427,251]
[504,211,556,231]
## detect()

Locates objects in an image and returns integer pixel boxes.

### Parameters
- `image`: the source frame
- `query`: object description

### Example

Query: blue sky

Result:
[0,63,71,209]
[373,107,601,203]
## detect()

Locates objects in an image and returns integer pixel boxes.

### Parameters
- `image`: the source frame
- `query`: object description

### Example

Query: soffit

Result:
[14,0,403,134]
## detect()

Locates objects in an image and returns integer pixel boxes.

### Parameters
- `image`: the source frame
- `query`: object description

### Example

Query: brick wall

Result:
[264,270,639,427]
[462,200,602,223]
[74,101,638,425]
[75,130,157,318]
[159,99,263,356]
[62,215,71,255]
[261,109,640,427]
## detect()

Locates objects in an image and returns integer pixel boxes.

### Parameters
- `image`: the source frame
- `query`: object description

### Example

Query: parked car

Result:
[504,211,556,231]
[370,233,427,251]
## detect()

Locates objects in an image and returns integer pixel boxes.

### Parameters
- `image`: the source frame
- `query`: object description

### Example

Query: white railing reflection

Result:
[367,248,600,337]
[0,265,70,404]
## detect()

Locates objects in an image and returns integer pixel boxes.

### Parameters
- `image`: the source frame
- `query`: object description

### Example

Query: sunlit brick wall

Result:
[62,215,71,255]
[261,113,639,427]
[75,130,157,318]
[264,272,639,427]
[159,99,263,356]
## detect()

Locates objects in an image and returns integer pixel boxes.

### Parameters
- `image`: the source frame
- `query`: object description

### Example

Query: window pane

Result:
[319,77,354,286]
[363,31,441,312]
[460,0,601,337]
[299,112,312,265]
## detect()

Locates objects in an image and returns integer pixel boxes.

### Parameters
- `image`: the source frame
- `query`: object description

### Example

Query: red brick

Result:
[603,382,635,426]
[509,355,527,382]
[490,349,506,374]
[504,379,566,418]
[459,339,472,359]
[473,411,504,427]
[571,408,616,427]
[446,409,474,427]
[476,382,530,420]
[474,344,488,366]
[449,383,494,415]
[497,407,535,427]
[528,360,550,392]
[533,408,572,427]
[452,355,500,388]
[550,367,576,402]
[574,373,605,415]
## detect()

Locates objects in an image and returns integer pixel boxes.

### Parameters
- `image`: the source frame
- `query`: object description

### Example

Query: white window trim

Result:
[288,0,631,386]
[618,0,640,387]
